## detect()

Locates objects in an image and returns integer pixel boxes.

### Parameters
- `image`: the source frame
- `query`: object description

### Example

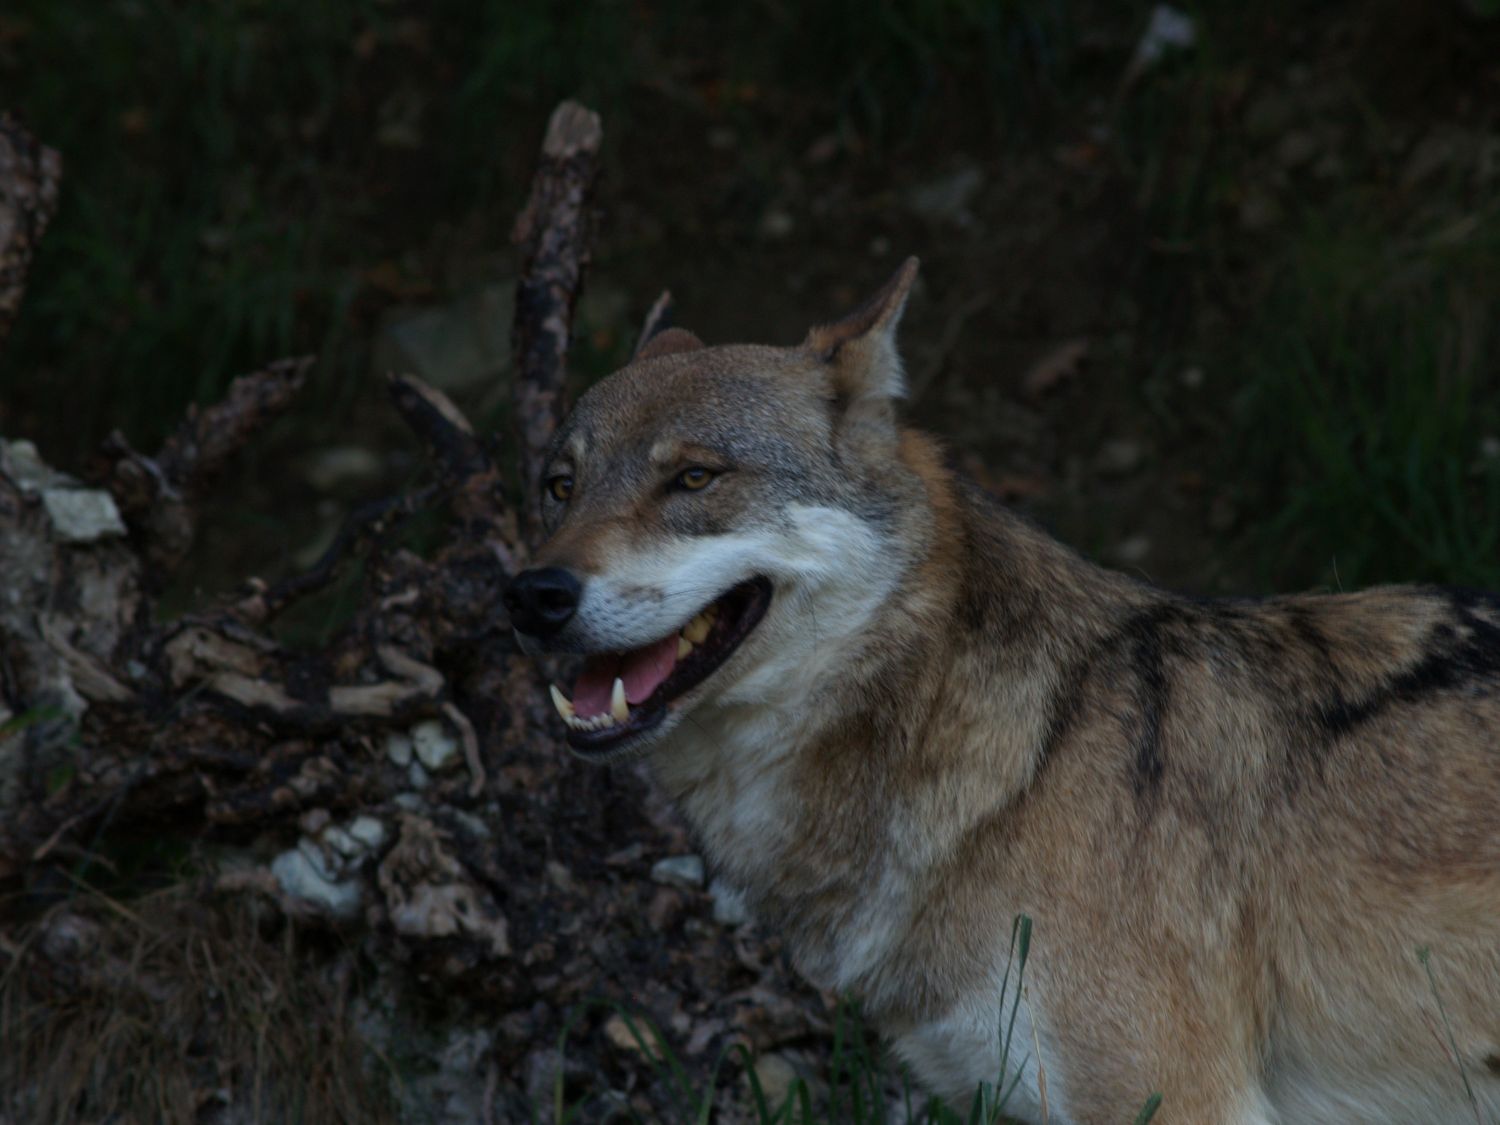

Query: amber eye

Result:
[674,466,715,491]
[546,475,574,502]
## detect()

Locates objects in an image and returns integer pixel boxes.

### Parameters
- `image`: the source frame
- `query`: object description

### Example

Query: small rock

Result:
[347,815,389,851]
[411,719,459,772]
[1094,439,1144,477]
[298,807,332,836]
[749,1053,802,1108]
[1129,5,1196,74]
[1179,366,1205,389]
[271,847,362,919]
[867,234,892,257]
[1,438,70,494]
[709,879,751,927]
[603,1013,662,1057]
[296,835,341,881]
[706,126,737,150]
[605,843,645,866]
[41,489,127,543]
[651,854,705,889]
[407,760,430,790]
[1481,436,1500,461]
[322,826,360,857]
[385,731,414,767]
[447,808,491,840]
[545,860,578,894]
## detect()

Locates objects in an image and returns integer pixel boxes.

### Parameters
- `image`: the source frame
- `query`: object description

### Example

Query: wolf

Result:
[503,258,1500,1123]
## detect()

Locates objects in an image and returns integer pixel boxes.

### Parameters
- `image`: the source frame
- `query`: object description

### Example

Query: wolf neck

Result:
[652,428,1152,1001]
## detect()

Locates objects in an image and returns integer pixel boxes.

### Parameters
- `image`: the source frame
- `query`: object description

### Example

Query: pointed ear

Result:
[635,327,704,361]
[804,256,919,403]
[632,291,705,361]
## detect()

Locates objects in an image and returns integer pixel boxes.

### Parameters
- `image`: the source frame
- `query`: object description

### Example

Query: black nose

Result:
[503,567,582,637]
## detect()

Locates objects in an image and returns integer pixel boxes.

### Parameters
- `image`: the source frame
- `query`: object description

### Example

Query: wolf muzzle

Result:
[503,566,581,637]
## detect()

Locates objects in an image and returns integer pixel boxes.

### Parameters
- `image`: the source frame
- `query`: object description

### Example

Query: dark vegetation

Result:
[1,0,1497,1120]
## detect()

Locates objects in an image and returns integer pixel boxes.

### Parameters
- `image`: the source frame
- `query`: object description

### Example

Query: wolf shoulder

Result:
[1049,581,1500,853]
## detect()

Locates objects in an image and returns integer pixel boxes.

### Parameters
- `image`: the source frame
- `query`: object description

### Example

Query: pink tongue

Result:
[572,634,680,718]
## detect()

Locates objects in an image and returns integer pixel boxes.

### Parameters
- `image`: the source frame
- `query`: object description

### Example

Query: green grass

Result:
[1230,209,1500,591]
[0,0,1074,465]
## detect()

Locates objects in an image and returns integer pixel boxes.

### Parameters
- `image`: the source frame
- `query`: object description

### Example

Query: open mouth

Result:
[548,577,773,756]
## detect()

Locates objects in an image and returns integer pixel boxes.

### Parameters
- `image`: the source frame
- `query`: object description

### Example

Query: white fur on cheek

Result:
[570,531,779,651]
[568,504,901,669]
[717,504,901,706]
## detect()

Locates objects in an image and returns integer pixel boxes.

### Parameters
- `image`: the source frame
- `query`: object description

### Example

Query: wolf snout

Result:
[503,566,582,637]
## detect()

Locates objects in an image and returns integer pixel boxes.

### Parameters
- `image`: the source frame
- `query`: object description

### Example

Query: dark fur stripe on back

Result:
[1317,589,1500,737]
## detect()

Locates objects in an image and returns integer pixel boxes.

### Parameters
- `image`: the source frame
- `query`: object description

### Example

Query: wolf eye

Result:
[546,475,574,502]
[674,466,715,492]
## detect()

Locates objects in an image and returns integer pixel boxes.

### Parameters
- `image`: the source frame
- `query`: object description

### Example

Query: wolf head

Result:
[504,257,929,761]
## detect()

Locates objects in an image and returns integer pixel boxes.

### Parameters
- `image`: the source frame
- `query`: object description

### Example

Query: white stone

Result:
[651,854,705,889]
[322,826,360,858]
[296,835,341,881]
[271,848,361,919]
[411,719,459,771]
[750,1053,802,1107]
[710,879,752,927]
[347,815,389,851]
[385,730,414,766]
[1,438,69,493]
[41,489,127,543]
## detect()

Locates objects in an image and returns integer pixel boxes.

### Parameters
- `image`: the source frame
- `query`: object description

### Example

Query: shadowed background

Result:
[5,0,1498,606]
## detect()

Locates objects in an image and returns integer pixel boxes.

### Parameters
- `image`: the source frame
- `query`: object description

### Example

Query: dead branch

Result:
[230,483,442,626]
[0,113,61,346]
[0,104,607,900]
[511,99,603,546]
[99,356,313,573]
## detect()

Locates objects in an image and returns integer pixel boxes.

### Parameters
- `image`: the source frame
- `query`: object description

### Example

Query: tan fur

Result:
[517,260,1500,1123]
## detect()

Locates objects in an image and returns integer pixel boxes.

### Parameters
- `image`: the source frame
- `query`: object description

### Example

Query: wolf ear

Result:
[632,291,705,361]
[635,327,705,360]
[804,256,919,405]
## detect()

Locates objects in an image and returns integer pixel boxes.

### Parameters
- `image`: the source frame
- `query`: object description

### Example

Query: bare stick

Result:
[101,356,313,572]
[511,100,603,547]
[0,114,61,347]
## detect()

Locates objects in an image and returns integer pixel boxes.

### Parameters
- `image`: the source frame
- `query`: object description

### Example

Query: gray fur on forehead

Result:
[550,344,832,468]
